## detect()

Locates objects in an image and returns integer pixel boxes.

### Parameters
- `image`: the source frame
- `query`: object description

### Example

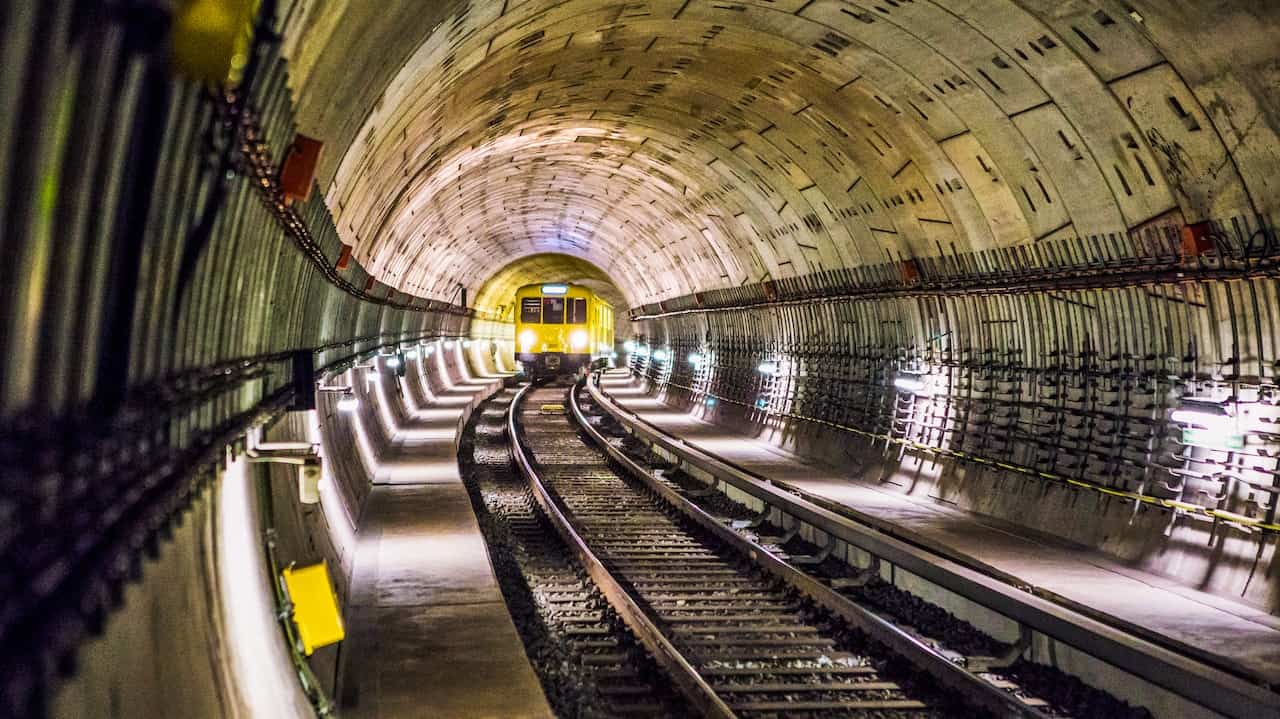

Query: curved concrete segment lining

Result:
[291,0,1278,307]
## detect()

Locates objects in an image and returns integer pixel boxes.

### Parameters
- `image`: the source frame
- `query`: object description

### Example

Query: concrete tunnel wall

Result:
[5,0,1280,716]
[624,284,1280,612]
[279,0,1280,617]
[49,335,504,717]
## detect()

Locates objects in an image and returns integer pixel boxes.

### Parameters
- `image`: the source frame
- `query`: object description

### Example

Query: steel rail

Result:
[506,382,736,719]
[570,376,1055,719]
[584,373,1280,719]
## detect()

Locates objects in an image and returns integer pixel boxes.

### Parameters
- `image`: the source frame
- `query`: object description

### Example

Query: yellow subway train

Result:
[514,283,614,376]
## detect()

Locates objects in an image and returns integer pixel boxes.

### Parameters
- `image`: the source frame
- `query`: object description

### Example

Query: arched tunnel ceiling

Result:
[472,253,628,321]
[285,0,1280,309]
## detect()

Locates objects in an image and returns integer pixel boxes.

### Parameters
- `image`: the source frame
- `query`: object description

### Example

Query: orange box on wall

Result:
[280,135,323,203]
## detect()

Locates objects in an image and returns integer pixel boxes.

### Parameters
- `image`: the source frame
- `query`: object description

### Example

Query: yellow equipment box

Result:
[281,561,345,655]
[171,0,260,86]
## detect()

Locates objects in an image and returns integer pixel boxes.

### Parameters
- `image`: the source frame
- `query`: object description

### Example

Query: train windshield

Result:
[520,297,541,323]
[542,297,565,324]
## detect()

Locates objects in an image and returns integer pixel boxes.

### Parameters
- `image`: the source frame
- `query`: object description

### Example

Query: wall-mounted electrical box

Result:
[281,562,345,655]
[280,135,323,203]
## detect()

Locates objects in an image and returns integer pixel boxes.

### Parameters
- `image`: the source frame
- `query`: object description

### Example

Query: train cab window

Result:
[520,297,542,323]
[542,297,565,324]
[567,297,588,324]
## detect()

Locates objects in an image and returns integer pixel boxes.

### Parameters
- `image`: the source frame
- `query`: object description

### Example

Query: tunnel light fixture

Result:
[463,339,473,349]
[704,396,718,407]
[634,345,650,358]
[570,329,588,350]
[444,339,457,350]
[404,347,419,359]
[541,284,569,295]
[757,361,779,375]
[623,340,637,352]
[652,349,669,362]
[385,355,402,369]
[336,392,358,412]
[1170,398,1230,427]
[688,352,705,368]
[1172,398,1242,449]
[894,371,928,394]
[609,351,618,360]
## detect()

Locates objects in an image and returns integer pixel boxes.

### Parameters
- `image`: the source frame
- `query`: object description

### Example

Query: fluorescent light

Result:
[653,349,669,362]
[1170,409,1226,427]
[541,284,568,295]
[444,340,456,349]
[385,355,401,369]
[1171,399,1229,428]
[757,361,778,375]
[404,348,419,359]
[336,393,358,412]
[894,372,926,393]
[623,340,636,352]
[688,352,704,367]
[463,339,473,348]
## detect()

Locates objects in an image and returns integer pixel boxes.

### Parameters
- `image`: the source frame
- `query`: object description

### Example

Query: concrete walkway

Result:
[338,356,551,719]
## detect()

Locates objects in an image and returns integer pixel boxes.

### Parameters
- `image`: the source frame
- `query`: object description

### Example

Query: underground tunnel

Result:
[3,1,1280,717]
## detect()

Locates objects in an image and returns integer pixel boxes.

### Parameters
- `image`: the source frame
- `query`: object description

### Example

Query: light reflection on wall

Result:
[216,454,312,716]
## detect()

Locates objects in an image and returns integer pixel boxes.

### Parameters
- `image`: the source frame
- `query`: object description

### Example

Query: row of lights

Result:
[625,341,1247,449]
[322,338,498,414]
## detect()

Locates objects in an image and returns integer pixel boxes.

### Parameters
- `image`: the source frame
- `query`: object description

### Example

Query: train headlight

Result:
[519,330,537,351]
[570,329,588,350]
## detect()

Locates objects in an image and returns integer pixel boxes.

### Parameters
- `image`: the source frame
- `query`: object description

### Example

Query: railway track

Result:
[460,388,687,718]
[509,379,1061,718]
